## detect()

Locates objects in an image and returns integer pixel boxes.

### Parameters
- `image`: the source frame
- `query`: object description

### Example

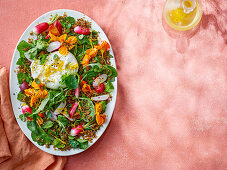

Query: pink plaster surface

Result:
[0,0,226,169]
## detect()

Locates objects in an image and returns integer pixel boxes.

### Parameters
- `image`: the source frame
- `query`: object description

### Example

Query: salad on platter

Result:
[16,13,117,151]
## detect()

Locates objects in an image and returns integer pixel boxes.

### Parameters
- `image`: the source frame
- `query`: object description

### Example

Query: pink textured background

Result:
[0,0,226,169]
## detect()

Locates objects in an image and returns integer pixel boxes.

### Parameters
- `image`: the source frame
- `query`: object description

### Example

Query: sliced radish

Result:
[50,113,57,121]
[20,82,30,92]
[95,83,105,93]
[75,87,79,98]
[93,74,107,88]
[53,102,66,116]
[74,26,91,35]
[53,20,62,35]
[70,125,83,136]
[69,102,78,118]
[33,22,49,35]
[22,105,32,114]
[47,41,61,52]
[91,94,109,101]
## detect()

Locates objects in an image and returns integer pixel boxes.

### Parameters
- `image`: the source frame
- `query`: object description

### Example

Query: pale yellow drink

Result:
[163,0,202,31]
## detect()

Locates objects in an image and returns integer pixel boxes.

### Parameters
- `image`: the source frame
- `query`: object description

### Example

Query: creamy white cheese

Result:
[30,51,78,89]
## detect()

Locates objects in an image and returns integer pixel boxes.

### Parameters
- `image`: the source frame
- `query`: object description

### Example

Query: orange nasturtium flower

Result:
[24,79,48,107]
[95,102,106,125]
[49,27,77,56]
[81,48,98,66]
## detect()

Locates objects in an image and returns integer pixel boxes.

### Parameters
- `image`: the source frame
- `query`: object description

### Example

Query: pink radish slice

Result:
[70,125,83,136]
[33,22,49,35]
[53,102,66,116]
[75,87,79,98]
[22,105,32,114]
[74,26,91,35]
[69,102,78,118]
[50,113,57,121]
[93,74,107,88]
[91,94,109,101]
[20,82,30,92]
[47,41,61,52]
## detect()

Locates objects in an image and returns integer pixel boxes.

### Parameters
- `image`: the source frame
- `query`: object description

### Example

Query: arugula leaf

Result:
[17,91,27,102]
[64,75,78,89]
[57,115,69,126]
[17,40,32,58]
[42,120,54,129]
[17,72,32,84]
[53,138,65,149]
[103,65,117,78]
[19,114,26,122]
[80,98,95,122]
[105,80,114,93]
[69,139,80,148]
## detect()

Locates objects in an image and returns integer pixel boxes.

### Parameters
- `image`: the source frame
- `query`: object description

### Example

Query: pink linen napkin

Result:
[0,66,67,170]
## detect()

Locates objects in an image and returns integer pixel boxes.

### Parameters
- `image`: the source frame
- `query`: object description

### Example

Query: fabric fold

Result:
[0,66,67,170]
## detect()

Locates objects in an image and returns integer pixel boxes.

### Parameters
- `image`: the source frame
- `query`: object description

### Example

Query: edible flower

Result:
[95,102,106,125]
[49,28,77,55]
[81,48,98,66]
[81,82,94,96]
[24,79,48,107]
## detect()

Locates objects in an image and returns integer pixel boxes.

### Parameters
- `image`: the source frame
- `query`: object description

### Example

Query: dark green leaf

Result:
[65,75,78,89]
[35,78,40,84]
[69,139,79,148]
[19,114,26,122]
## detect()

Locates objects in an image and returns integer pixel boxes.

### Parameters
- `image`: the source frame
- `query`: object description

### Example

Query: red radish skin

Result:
[47,41,61,52]
[95,83,105,93]
[53,20,62,34]
[70,125,83,136]
[33,22,49,35]
[69,102,78,118]
[74,26,91,35]
[22,105,32,114]
[19,82,30,92]
[75,87,79,98]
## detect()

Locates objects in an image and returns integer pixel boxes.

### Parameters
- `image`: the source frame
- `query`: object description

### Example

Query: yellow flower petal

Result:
[59,34,67,42]
[49,31,59,42]
[67,36,77,44]
[59,46,68,55]
[68,44,75,50]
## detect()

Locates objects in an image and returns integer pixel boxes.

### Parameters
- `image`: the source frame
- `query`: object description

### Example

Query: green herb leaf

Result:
[69,139,80,148]
[35,78,40,84]
[17,40,32,58]
[65,75,78,89]
[42,120,54,129]
[105,80,114,93]
[17,91,27,102]
[39,54,48,65]
[77,138,88,149]
[100,101,107,112]
[19,114,26,122]
[53,54,58,59]
[17,72,32,84]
